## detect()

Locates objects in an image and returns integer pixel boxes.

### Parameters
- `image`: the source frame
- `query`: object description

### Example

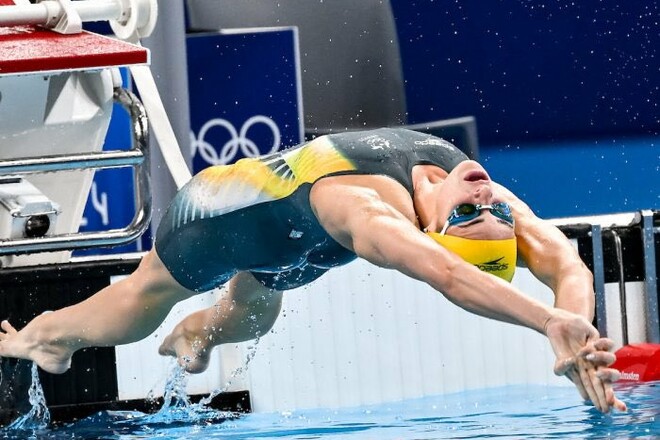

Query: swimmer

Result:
[0,128,626,413]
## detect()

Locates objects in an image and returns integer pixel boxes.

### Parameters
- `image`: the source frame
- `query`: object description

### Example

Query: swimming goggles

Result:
[439,202,514,235]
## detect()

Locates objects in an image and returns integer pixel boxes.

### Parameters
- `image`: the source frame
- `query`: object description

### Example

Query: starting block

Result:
[0,0,190,265]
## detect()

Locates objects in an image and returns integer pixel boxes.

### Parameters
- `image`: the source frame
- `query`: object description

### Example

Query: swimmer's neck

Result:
[411,165,448,232]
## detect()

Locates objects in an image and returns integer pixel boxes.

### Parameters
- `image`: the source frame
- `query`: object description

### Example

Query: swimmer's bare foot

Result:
[158,321,212,374]
[0,319,73,374]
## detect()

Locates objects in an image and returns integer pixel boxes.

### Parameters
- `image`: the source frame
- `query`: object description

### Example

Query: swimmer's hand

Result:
[555,337,627,414]
[544,311,627,413]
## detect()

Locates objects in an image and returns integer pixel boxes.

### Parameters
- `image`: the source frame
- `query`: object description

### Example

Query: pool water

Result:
[2,382,658,439]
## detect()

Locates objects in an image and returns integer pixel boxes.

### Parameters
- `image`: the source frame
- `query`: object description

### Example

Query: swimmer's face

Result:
[433,161,515,240]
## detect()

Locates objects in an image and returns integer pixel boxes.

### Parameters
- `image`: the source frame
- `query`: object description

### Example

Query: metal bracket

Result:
[39,0,82,34]
[590,224,608,337]
[640,210,659,343]
[609,229,629,345]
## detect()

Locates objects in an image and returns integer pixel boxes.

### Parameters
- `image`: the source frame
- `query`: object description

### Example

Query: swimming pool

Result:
[2,382,657,439]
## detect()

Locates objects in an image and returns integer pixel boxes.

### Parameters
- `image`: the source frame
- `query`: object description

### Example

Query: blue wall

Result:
[391,1,659,217]
[392,1,658,143]
[481,137,658,219]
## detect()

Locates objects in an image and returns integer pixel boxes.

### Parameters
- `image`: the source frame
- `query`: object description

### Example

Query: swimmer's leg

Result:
[159,272,283,374]
[0,250,196,374]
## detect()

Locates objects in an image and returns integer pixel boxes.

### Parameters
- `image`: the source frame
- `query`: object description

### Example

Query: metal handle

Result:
[609,230,629,346]
[641,210,660,343]
[0,87,151,255]
[591,224,608,337]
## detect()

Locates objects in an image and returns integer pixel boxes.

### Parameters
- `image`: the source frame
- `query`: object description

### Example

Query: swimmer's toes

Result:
[182,352,211,374]
[158,334,179,357]
[158,341,174,357]
[1,320,17,334]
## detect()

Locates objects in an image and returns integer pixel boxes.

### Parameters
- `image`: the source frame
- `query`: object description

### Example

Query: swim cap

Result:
[426,232,517,282]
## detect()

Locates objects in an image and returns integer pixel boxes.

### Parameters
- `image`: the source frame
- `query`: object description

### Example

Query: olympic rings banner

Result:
[78,28,303,255]
[187,28,304,173]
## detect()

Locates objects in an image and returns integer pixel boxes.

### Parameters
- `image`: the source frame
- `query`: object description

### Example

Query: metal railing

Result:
[557,210,659,343]
[0,87,151,255]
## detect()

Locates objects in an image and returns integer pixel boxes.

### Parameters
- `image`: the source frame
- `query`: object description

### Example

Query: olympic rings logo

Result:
[190,116,281,166]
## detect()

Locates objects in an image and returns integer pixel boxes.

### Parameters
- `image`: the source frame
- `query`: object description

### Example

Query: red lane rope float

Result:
[612,343,660,382]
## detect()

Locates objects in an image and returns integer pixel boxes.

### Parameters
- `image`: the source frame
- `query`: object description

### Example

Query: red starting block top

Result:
[0,1,148,75]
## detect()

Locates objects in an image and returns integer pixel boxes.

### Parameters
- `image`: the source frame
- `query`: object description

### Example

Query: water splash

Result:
[197,332,262,408]
[6,363,50,431]
[138,362,200,424]
[133,359,238,427]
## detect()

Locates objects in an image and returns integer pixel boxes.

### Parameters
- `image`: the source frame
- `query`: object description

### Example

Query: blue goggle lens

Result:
[447,202,514,226]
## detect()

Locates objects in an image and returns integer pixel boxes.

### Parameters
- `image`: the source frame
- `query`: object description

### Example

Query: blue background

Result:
[390,1,658,218]
[391,1,658,143]
[187,30,303,173]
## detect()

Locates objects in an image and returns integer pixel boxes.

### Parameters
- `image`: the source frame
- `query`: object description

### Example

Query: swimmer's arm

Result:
[311,184,555,333]
[494,183,594,320]
[311,181,622,413]
[494,186,628,413]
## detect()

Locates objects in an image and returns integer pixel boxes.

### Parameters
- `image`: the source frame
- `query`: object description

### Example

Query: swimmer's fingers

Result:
[574,360,630,413]
[561,355,611,413]
[0,320,17,356]
[564,368,590,402]
[593,337,615,353]
[571,338,616,411]
[583,350,616,368]
[554,356,576,376]
[576,336,613,358]
[582,338,616,367]
[576,358,609,413]
[597,368,628,413]
[558,357,592,403]
[608,390,628,412]
[596,367,621,382]
[578,338,627,413]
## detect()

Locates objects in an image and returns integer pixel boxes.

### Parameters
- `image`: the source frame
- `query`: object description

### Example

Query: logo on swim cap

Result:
[425,232,517,282]
[475,257,509,274]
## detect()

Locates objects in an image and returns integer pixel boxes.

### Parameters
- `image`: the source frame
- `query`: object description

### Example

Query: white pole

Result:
[130,65,192,190]
[0,4,50,26]
[0,0,121,27]
[71,0,122,23]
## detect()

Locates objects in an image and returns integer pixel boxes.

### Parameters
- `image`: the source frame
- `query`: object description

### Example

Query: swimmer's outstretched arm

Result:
[311,181,624,413]
[314,184,564,335]
[0,250,196,374]
[495,183,626,412]
[494,183,595,318]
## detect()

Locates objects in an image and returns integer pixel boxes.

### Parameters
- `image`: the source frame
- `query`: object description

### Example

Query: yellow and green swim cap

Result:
[426,232,517,282]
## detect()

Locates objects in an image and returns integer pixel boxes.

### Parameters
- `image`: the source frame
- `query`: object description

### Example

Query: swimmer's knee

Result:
[135,250,197,300]
[136,249,167,278]
[229,272,281,305]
